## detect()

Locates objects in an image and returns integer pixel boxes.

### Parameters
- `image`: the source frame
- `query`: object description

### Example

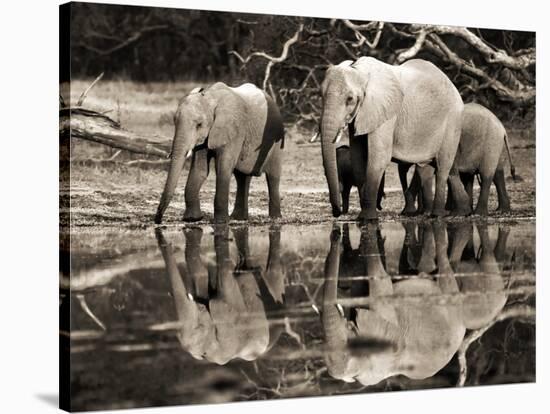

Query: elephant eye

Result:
[196,122,202,129]
[346,96,354,105]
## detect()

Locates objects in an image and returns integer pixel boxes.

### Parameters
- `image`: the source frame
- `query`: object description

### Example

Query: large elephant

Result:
[404,103,516,215]
[321,221,510,386]
[319,57,470,220]
[155,82,284,224]
[155,224,284,364]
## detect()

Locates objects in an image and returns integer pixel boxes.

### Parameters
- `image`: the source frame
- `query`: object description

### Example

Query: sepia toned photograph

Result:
[59,1,535,412]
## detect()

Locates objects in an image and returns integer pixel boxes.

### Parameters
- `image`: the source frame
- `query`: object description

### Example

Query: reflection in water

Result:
[156,225,284,364]
[66,222,535,410]
[321,222,512,386]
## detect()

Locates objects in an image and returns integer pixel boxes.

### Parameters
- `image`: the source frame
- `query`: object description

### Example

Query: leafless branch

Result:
[341,20,384,49]
[76,72,104,106]
[395,28,429,63]
[428,34,535,103]
[229,24,304,90]
[414,24,536,70]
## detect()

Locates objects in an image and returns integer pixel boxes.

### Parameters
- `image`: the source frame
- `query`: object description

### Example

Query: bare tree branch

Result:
[76,72,104,106]
[395,28,429,63]
[341,20,384,49]
[428,34,535,103]
[414,24,536,70]
[229,24,304,90]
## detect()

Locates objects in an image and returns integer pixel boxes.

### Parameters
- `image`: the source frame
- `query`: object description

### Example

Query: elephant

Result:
[155,224,285,364]
[321,221,511,386]
[319,57,471,221]
[336,145,384,214]
[155,82,284,224]
[403,103,517,216]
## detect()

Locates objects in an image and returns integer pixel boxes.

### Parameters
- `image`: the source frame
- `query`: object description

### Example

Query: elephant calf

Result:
[336,145,384,214]
[405,103,516,216]
[155,82,284,224]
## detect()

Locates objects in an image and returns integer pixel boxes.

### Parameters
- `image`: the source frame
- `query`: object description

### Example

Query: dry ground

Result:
[62,80,536,228]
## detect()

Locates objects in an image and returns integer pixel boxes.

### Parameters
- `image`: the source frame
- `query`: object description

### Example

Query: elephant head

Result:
[320,58,404,217]
[155,83,251,223]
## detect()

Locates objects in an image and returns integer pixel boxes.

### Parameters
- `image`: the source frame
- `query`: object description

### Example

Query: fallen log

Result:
[59,73,173,159]
[60,108,171,158]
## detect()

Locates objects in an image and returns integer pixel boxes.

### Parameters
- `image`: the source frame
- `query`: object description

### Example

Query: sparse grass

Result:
[64,80,536,229]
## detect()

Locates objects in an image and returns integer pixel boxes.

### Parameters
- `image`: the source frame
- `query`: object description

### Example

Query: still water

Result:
[61,221,535,411]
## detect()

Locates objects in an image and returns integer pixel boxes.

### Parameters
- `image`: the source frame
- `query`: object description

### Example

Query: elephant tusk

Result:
[333,130,343,144]
[187,293,194,301]
[310,132,319,143]
[311,304,320,314]
[336,303,345,317]
[186,149,193,159]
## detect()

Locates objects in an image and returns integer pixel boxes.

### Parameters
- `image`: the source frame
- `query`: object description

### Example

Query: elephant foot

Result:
[332,206,342,218]
[473,206,488,216]
[430,208,447,218]
[356,209,378,223]
[269,206,282,219]
[183,210,204,222]
[213,214,229,224]
[230,210,249,221]
[496,205,511,214]
[400,204,417,216]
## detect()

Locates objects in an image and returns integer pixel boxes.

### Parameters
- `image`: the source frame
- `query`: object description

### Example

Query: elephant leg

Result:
[417,165,435,215]
[213,153,236,223]
[349,134,368,210]
[493,168,511,213]
[358,122,393,222]
[231,170,251,220]
[183,148,212,222]
[474,173,493,216]
[494,226,511,263]
[433,123,471,217]
[445,180,453,212]
[400,163,417,215]
[461,172,475,212]
[417,223,437,274]
[377,172,385,210]
[233,226,251,268]
[266,172,282,218]
[341,182,351,214]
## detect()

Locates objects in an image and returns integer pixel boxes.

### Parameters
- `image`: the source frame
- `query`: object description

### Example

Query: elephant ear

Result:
[208,88,248,150]
[353,57,404,135]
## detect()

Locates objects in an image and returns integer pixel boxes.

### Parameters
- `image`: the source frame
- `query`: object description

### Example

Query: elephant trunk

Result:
[321,102,342,217]
[322,234,350,379]
[155,130,189,224]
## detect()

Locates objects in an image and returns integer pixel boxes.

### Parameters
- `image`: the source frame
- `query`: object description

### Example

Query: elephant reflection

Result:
[321,221,510,386]
[156,224,284,365]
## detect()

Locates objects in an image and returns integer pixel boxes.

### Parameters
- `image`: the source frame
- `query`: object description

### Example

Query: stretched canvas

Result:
[59,1,536,411]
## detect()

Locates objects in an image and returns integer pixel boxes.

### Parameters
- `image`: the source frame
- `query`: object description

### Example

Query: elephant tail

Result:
[503,132,521,181]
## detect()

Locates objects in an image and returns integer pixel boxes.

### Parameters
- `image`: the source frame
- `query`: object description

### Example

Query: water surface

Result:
[61,221,535,411]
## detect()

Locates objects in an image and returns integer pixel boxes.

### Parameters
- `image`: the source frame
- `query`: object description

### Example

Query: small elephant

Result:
[155,82,284,224]
[404,103,516,216]
[336,145,385,214]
